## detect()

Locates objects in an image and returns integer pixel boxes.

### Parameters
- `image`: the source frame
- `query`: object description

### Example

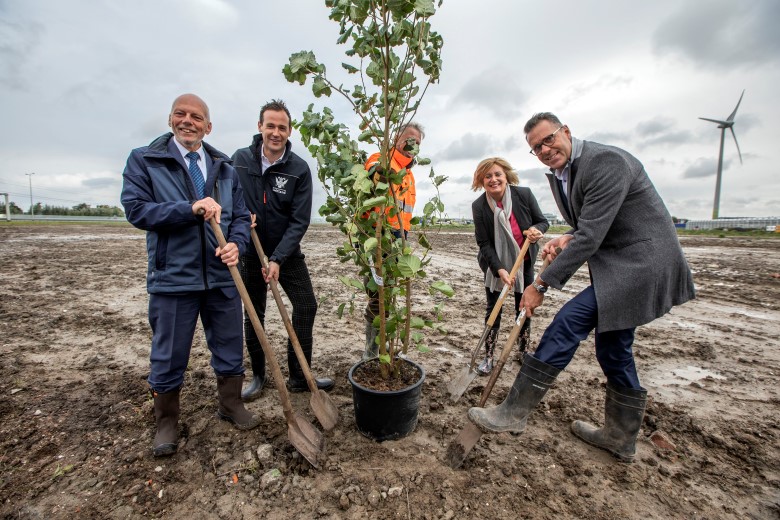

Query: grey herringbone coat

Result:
[542,141,695,332]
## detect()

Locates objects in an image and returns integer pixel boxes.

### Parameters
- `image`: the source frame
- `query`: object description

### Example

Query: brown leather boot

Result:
[216,376,261,430]
[152,388,180,457]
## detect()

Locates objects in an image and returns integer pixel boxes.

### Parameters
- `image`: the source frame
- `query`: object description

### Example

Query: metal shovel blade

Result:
[447,326,489,402]
[310,390,339,432]
[288,412,326,469]
[446,366,478,403]
[251,228,339,432]
[445,422,483,469]
[208,218,324,467]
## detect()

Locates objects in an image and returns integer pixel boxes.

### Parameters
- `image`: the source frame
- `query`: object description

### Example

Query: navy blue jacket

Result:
[232,135,312,265]
[121,133,251,293]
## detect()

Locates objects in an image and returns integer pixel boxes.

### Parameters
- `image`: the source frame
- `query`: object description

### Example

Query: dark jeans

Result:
[533,285,641,389]
[148,287,244,393]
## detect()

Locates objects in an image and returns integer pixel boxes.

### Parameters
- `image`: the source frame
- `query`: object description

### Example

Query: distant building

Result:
[683,217,780,231]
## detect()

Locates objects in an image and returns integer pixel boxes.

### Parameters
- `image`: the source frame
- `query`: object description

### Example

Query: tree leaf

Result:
[397,254,422,278]
[364,237,378,254]
[430,280,454,297]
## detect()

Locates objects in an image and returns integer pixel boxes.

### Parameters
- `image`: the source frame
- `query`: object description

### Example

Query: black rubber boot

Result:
[216,375,261,430]
[517,318,531,359]
[152,388,180,457]
[468,353,561,433]
[363,319,379,360]
[571,383,647,463]
[287,345,335,393]
[241,336,266,402]
[477,328,498,376]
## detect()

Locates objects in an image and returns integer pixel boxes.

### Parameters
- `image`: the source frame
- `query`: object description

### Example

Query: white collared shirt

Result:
[552,136,584,197]
[172,138,206,183]
[260,147,284,174]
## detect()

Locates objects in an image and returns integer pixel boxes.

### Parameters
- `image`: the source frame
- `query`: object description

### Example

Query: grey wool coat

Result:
[541,141,695,332]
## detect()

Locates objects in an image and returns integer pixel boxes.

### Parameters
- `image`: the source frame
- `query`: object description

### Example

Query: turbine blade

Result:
[729,127,743,165]
[727,89,745,121]
[699,117,728,125]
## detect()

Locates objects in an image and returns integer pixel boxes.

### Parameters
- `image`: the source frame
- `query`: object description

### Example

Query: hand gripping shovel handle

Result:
[207,218,324,466]
[250,228,338,431]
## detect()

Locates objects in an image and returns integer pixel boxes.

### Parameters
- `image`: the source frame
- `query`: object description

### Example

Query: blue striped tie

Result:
[186,151,206,198]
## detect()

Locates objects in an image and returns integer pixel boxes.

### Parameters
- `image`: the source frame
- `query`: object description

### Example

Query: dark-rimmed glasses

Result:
[529,126,563,156]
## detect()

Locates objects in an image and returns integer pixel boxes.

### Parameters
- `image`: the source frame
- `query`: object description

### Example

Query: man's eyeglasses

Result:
[529,126,563,156]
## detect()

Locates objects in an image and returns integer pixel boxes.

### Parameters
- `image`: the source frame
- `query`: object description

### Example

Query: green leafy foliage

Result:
[285,0,449,380]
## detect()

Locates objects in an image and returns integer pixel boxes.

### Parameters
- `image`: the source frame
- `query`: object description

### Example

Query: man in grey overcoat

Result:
[468,112,695,463]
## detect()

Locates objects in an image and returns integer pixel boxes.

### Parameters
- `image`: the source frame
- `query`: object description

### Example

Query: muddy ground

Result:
[0,223,778,519]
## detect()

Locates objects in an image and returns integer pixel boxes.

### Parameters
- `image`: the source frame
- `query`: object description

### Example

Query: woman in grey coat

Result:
[471,157,548,375]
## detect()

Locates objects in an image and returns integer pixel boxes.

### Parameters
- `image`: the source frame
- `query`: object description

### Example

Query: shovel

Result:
[446,255,554,469]
[446,236,532,402]
[249,228,339,432]
[208,217,324,468]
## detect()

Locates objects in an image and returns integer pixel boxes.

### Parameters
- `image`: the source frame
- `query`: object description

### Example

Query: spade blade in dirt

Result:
[208,218,325,466]
[445,310,526,469]
[288,412,326,469]
[250,228,339,432]
[446,329,486,402]
[447,254,554,469]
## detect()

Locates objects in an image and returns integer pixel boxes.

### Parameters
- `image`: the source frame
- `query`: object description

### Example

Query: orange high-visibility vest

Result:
[365,148,416,231]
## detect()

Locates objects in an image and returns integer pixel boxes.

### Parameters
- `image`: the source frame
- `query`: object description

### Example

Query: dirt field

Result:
[1,223,778,519]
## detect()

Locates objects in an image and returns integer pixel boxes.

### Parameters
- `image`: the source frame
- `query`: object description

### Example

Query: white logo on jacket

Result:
[272,176,288,195]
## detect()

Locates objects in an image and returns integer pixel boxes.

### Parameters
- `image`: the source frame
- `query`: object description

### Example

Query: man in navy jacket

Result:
[121,93,259,457]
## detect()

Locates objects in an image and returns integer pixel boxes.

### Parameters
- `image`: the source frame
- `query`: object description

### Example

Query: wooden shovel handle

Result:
[484,234,532,327]
[467,236,533,372]
[250,229,319,392]
[477,253,555,407]
[208,218,297,424]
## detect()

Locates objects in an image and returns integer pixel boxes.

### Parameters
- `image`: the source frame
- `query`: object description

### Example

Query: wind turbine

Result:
[699,90,744,219]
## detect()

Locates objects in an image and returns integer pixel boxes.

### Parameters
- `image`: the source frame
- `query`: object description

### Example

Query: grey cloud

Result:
[683,157,732,179]
[451,67,528,118]
[583,131,626,144]
[444,174,476,188]
[504,134,524,152]
[653,0,780,68]
[636,117,676,137]
[561,74,633,107]
[638,130,696,149]
[0,18,43,90]
[434,133,495,161]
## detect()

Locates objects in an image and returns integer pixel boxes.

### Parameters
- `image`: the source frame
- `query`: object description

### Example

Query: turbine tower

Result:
[699,90,744,219]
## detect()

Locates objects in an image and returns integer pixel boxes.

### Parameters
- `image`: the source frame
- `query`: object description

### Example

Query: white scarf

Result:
[485,188,523,293]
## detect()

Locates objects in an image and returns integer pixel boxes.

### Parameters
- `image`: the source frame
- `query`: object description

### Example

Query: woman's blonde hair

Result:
[471,157,520,191]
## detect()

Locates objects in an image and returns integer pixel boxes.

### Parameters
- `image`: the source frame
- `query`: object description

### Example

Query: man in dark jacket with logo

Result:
[232,99,334,400]
[121,93,259,457]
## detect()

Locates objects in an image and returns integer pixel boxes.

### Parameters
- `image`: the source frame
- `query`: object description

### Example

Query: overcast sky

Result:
[1,0,778,221]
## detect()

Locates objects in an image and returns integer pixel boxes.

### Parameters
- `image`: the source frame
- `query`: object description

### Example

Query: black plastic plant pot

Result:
[347,357,425,442]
